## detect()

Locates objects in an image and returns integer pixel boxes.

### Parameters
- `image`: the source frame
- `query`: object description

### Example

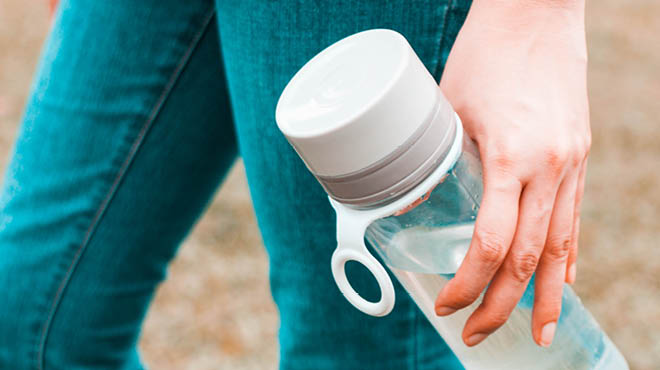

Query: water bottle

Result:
[275,29,628,370]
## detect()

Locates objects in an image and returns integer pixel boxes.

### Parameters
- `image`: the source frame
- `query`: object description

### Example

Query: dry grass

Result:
[1,1,658,369]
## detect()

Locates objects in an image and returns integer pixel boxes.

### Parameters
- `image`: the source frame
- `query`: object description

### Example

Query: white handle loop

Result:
[328,117,464,317]
[331,241,395,317]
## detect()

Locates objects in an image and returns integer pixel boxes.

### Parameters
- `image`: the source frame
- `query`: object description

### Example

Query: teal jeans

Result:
[0,0,470,368]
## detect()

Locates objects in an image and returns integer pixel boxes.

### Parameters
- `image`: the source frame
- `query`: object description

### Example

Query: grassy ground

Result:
[1,1,658,369]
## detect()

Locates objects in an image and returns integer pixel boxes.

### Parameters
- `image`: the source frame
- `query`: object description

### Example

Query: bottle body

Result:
[275,28,628,370]
[365,136,628,370]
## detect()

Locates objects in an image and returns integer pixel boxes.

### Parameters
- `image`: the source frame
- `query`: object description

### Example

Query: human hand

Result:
[434,0,590,348]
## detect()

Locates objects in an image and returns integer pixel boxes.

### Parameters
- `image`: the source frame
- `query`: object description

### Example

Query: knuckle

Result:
[544,144,571,174]
[545,234,572,260]
[473,230,508,266]
[452,289,479,308]
[571,155,583,168]
[532,200,554,223]
[510,250,540,283]
[485,140,519,172]
[488,311,510,330]
[536,295,564,318]
[572,138,589,166]
[489,152,516,172]
[570,148,584,167]
[479,305,510,330]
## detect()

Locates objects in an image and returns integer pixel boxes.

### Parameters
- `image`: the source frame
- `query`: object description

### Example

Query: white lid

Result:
[276,29,440,177]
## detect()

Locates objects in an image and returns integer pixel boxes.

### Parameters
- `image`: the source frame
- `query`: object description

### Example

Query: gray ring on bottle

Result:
[316,93,457,208]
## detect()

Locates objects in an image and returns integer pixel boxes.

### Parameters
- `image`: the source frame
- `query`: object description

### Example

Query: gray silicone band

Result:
[316,98,457,208]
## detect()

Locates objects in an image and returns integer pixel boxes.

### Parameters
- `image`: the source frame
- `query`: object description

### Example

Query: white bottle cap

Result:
[276,29,456,207]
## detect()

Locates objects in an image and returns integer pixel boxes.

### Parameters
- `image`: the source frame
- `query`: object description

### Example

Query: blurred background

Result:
[1,1,658,369]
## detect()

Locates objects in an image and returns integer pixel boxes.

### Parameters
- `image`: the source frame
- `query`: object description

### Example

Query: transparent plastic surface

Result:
[365,136,628,370]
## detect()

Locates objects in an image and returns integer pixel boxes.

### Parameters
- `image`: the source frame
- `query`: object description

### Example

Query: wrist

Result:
[464,0,587,59]
[471,0,585,13]
[468,0,585,32]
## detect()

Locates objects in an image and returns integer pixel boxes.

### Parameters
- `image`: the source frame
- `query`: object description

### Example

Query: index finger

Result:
[435,170,522,315]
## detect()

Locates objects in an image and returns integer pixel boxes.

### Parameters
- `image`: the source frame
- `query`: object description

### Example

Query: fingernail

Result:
[435,306,457,316]
[466,333,488,346]
[567,264,577,284]
[540,322,556,347]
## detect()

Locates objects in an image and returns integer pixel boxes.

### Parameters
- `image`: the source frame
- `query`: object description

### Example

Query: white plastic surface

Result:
[276,29,440,176]
[330,117,463,316]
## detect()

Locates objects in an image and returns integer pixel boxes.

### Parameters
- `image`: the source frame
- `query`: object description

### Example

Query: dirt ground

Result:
[1,1,658,369]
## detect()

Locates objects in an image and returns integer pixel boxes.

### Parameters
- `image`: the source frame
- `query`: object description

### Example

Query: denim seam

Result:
[432,0,453,80]
[34,8,217,370]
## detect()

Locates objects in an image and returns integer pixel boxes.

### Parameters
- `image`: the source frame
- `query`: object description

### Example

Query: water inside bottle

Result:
[380,223,628,370]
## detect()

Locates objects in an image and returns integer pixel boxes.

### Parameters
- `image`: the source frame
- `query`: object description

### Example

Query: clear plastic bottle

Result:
[276,29,629,370]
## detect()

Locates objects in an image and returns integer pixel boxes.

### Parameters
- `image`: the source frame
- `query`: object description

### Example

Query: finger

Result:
[566,159,587,284]
[435,169,522,316]
[461,179,558,346]
[532,169,579,347]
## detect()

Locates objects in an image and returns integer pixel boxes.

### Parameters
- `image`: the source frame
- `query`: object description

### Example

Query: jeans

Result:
[0,0,470,368]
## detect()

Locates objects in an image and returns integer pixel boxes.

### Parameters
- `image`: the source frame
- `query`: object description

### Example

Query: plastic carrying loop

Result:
[328,115,464,317]
[330,207,395,317]
[331,241,395,317]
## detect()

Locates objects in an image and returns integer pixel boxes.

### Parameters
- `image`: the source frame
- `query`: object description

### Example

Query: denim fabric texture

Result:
[0,0,471,368]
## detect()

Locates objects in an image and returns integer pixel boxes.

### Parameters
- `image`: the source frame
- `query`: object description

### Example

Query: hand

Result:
[434,0,590,348]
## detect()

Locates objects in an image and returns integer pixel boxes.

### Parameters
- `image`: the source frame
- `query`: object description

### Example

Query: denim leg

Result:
[216,1,470,369]
[0,1,237,369]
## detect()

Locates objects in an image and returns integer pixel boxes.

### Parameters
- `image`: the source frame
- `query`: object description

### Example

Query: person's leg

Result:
[0,1,236,368]
[215,1,471,369]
